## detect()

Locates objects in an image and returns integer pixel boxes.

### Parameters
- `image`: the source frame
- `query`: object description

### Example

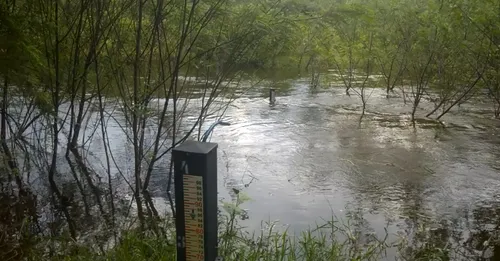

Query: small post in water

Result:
[269,88,276,105]
[173,141,219,261]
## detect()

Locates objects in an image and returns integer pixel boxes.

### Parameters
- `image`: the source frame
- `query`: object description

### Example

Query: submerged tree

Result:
[0,0,296,244]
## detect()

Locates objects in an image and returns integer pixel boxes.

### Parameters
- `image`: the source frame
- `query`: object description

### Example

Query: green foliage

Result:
[0,2,44,87]
[3,0,500,258]
[21,206,461,261]
[1,0,500,106]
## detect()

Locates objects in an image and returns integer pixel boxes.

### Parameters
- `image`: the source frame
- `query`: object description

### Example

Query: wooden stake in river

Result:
[270,88,276,105]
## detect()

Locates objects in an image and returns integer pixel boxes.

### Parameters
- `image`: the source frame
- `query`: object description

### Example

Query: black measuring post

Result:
[173,141,218,261]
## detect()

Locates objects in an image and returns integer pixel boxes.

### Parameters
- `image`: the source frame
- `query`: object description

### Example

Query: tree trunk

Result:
[426,98,446,117]
[48,0,77,239]
[436,75,482,120]
[132,0,145,230]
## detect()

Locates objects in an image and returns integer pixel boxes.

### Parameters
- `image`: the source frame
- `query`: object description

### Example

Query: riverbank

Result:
[21,216,450,261]
[17,192,491,261]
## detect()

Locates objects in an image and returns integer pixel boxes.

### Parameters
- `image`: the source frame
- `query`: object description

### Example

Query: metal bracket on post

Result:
[173,141,218,261]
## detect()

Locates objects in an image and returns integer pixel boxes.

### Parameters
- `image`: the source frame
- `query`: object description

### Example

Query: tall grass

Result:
[31,220,390,261]
[216,192,390,261]
[21,192,458,261]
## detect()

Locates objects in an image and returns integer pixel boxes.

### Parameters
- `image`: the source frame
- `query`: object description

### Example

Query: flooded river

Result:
[20,76,500,259]
[193,77,500,258]
[208,79,499,224]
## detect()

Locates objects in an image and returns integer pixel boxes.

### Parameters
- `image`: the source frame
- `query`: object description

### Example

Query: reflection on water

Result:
[5,77,500,259]
[206,80,500,259]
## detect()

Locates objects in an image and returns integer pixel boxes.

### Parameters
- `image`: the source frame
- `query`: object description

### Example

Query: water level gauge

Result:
[183,174,204,260]
[173,141,219,261]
